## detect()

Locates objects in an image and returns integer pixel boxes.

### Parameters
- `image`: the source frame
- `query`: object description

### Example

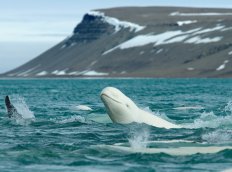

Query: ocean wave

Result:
[56,115,86,124]
[202,129,232,144]
[183,100,232,129]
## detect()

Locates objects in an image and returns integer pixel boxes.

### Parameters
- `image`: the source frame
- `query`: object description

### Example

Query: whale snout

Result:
[100,87,121,98]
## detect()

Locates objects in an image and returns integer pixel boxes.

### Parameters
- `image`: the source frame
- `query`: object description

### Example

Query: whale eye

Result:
[126,104,130,108]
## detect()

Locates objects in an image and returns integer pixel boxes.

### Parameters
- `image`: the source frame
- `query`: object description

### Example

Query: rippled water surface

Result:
[0,79,232,172]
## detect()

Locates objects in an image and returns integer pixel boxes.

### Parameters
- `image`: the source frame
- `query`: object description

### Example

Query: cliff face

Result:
[70,14,114,43]
[3,6,232,77]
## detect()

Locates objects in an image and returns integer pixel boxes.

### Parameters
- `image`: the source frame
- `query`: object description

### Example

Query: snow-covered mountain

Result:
[3,6,232,77]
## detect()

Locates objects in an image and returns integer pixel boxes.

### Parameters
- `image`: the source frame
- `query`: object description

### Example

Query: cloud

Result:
[0,19,80,42]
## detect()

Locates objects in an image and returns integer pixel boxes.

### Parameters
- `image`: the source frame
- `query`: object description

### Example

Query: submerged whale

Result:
[100,87,181,129]
[5,96,18,118]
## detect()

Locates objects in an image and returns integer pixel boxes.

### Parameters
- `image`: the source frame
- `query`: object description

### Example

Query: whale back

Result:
[138,109,181,129]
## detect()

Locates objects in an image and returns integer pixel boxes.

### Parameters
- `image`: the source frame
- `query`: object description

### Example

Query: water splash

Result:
[202,130,232,144]
[58,115,86,124]
[128,127,150,149]
[8,95,35,125]
[173,106,204,110]
[225,100,232,115]
[184,111,232,129]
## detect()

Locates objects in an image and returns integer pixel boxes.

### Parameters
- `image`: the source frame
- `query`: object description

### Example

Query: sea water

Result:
[0,78,232,172]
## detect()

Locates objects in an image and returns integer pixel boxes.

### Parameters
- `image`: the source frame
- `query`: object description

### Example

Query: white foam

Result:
[58,115,86,124]
[202,130,232,144]
[170,11,232,16]
[225,101,232,114]
[36,71,48,76]
[98,145,232,156]
[184,111,232,129]
[76,105,92,111]
[114,139,195,146]
[148,140,195,144]
[177,20,197,26]
[173,106,204,110]
[88,11,145,33]
[12,96,34,119]
[223,168,232,172]
[9,95,35,125]
[229,51,232,55]
[128,128,150,149]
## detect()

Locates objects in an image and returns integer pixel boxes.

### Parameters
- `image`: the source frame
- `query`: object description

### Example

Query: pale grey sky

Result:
[1,0,232,73]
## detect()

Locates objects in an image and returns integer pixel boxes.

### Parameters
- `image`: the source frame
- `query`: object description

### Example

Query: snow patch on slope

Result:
[103,26,223,55]
[185,36,222,44]
[177,20,197,26]
[193,25,224,35]
[88,11,145,33]
[216,60,229,71]
[170,11,232,16]
[36,71,48,76]
[52,70,68,75]
[187,67,195,71]
[83,70,108,76]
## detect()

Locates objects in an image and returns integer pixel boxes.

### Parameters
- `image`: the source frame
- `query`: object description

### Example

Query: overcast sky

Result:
[1,0,232,73]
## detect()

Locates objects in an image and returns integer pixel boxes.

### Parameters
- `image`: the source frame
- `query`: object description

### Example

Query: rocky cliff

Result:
[3,6,232,77]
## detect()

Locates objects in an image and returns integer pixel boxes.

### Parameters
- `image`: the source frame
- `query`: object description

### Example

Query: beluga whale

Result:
[100,87,181,129]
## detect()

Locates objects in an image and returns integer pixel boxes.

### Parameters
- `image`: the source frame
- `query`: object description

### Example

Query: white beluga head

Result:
[100,87,139,124]
[100,87,181,129]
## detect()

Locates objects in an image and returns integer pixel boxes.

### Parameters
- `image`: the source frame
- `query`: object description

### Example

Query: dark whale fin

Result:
[5,96,17,118]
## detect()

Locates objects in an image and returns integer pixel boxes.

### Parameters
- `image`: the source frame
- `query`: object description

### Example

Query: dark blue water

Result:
[0,79,232,172]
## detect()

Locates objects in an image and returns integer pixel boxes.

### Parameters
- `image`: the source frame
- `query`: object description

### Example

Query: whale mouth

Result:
[101,93,123,104]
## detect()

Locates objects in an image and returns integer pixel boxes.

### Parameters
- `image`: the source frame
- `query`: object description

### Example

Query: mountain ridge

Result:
[2,6,232,77]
